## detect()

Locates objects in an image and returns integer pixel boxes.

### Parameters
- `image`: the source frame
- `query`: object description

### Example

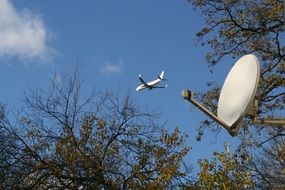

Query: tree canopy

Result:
[188,0,284,188]
[0,71,192,189]
[188,149,254,190]
[0,1,284,189]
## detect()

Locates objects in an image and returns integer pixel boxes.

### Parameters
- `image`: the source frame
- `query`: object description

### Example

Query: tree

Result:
[250,137,285,189]
[188,0,284,188]
[0,105,27,189]
[0,70,192,189]
[188,149,254,190]
[188,0,284,135]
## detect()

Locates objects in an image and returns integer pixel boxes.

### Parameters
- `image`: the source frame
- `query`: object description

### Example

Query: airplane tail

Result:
[158,71,166,80]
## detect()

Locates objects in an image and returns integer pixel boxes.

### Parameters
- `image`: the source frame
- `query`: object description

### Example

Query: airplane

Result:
[136,71,167,91]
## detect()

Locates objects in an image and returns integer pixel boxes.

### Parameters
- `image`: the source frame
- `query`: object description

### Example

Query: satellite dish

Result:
[182,54,284,136]
[217,54,260,127]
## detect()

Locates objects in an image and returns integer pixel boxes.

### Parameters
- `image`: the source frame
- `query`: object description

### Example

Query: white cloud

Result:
[0,0,50,60]
[100,59,124,74]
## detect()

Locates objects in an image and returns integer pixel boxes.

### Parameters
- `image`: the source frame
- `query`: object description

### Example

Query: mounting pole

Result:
[246,99,285,126]
[182,89,238,136]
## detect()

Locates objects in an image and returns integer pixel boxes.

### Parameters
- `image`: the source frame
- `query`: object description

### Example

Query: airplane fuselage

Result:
[136,71,166,91]
[136,78,161,91]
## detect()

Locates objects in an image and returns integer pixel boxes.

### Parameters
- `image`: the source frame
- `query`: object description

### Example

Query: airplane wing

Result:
[139,75,148,85]
[152,84,168,89]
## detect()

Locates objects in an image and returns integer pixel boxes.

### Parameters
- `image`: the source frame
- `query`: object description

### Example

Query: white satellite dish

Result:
[182,54,260,136]
[217,54,260,127]
[182,54,285,136]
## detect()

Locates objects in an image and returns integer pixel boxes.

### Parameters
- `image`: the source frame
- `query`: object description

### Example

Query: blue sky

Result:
[0,0,241,169]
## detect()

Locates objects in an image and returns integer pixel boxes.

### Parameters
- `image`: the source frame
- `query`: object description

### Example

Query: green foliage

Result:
[189,0,284,124]
[0,71,192,189]
[188,0,285,188]
[188,150,254,190]
[190,0,284,64]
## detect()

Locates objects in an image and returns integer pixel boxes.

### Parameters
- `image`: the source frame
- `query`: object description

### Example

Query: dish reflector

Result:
[217,54,260,127]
